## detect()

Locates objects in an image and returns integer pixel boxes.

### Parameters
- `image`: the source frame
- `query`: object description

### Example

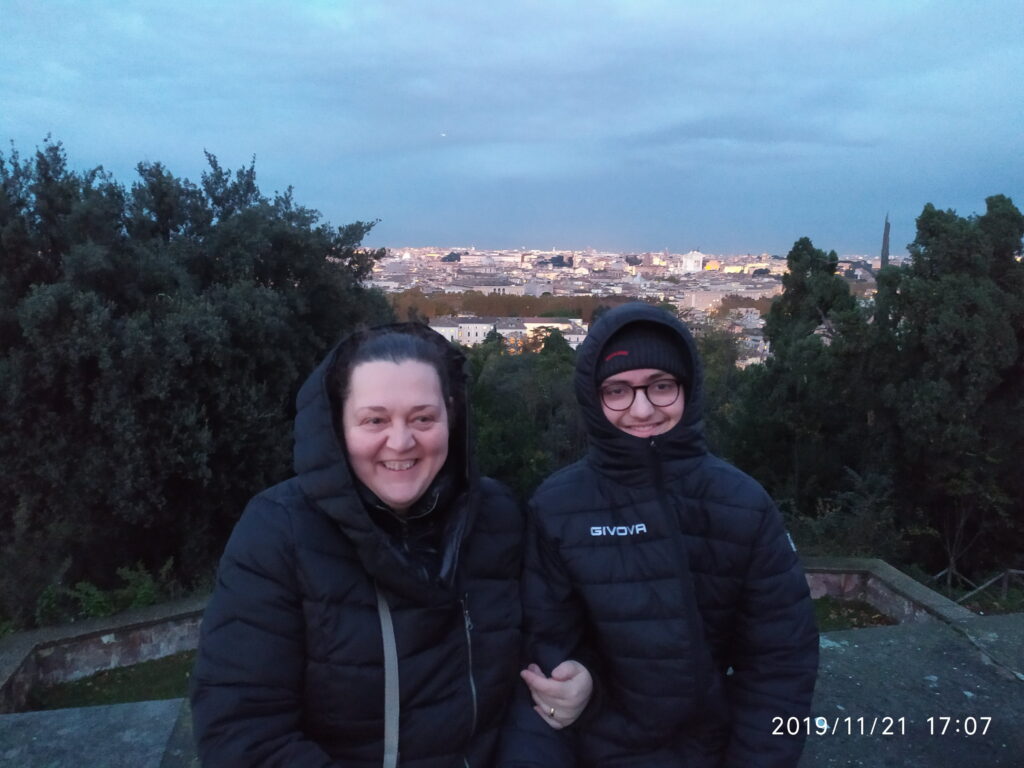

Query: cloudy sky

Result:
[2,1,1022,256]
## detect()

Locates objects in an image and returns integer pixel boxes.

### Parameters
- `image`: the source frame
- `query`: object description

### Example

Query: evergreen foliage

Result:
[724,197,1024,578]
[871,196,1024,579]
[693,327,741,455]
[466,330,585,498]
[0,139,391,627]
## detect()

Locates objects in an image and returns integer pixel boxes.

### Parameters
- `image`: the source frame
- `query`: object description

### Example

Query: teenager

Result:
[504,303,819,767]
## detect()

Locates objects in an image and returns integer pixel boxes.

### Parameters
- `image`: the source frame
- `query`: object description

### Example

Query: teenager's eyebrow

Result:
[601,372,676,384]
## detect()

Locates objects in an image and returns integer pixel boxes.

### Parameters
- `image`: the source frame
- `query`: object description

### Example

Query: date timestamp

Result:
[772,716,907,736]
[772,716,993,737]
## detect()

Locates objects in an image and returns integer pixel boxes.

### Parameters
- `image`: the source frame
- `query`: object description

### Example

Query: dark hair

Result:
[332,330,452,406]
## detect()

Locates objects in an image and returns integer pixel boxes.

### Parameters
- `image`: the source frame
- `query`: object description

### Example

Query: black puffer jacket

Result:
[191,325,523,767]
[502,303,818,768]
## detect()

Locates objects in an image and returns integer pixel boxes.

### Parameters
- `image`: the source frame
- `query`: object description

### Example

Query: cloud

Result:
[0,0,1021,254]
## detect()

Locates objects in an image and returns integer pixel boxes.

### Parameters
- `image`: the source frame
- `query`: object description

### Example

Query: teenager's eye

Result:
[603,385,628,398]
[651,380,676,393]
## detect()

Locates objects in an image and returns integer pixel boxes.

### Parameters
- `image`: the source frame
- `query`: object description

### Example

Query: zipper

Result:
[461,593,478,744]
[648,438,713,703]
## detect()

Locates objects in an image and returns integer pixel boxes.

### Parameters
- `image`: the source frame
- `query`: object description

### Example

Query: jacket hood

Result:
[575,303,707,477]
[292,322,476,602]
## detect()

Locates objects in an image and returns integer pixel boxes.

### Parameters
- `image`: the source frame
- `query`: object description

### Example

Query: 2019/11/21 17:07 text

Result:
[772,716,994,737]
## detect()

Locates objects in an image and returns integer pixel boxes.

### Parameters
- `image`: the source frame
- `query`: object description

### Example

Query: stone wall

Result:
[0,559,975,715]
[0,594,207,714]
[803,556,976,625]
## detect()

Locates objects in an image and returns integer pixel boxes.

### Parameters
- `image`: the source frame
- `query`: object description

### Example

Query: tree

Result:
[539,328,573,357]
[869,196,1024,579]
[764,237,857,350]
[728,238,866,512]
[694,328,740,454]
[468,337,584,499]
[724,200,1024,577]
[0,139,391,626]
[523,325,561,353]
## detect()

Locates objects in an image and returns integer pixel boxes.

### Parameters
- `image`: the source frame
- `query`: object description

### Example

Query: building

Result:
[427,315,590,350]
[678,250,706,273]
[429,316,460,344]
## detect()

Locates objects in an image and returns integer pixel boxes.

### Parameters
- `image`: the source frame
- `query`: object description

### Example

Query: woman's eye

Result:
[604,386,627,397]
[651,380,675,392]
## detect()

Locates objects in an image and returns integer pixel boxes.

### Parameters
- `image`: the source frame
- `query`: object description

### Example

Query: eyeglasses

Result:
[599,378,681,411]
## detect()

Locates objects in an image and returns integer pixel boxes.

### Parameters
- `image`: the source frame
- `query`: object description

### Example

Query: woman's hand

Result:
[520,659,593,730]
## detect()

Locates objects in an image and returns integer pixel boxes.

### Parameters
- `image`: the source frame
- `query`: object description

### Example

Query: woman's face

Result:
[342,360,450,513]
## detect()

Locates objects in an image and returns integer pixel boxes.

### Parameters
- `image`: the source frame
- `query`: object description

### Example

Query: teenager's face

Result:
[342,360,449,512]
[599,368,685,438]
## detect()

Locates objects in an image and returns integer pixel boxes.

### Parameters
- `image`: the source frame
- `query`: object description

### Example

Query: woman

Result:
[503,303,818,767]
[191,323,528,767]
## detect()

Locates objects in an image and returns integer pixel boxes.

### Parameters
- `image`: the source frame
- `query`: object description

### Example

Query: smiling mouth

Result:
[626,423,661,432]
[381,460,417,471]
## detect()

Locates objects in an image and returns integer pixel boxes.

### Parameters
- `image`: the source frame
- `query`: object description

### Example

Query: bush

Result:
[783,470,934,563]
[34,584,66,627]
[29,559,183,626]
[68,582,115,619]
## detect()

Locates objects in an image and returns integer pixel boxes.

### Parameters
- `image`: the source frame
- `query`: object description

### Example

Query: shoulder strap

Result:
[376,585,400,768]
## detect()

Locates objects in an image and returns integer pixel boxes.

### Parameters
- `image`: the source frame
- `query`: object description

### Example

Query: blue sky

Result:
[2,0,1022,256]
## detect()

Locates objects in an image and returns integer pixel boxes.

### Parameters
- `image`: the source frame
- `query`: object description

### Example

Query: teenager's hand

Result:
[520,659,593,729]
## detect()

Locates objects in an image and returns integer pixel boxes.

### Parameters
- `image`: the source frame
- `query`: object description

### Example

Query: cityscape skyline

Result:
[377,242,890,259]
[3,2,1022,258]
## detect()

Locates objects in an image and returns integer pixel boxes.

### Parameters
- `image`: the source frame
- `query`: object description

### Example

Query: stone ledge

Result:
[803,555,976,625]
[0,698,183,768]
[0,594,208,714]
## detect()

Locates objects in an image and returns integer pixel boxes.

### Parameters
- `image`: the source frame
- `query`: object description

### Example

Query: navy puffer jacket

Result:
[502,303,818,767]
[191,324,523,767]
